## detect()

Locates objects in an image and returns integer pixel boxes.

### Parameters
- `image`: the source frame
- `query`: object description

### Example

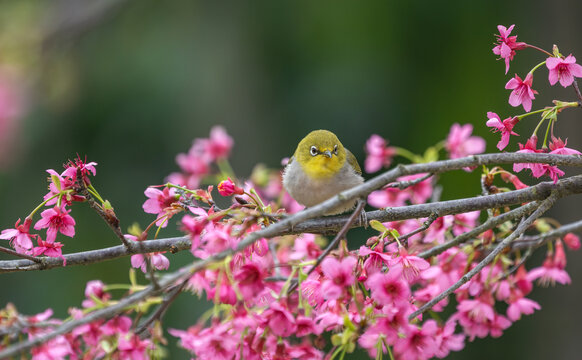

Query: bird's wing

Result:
[346,149,362,175]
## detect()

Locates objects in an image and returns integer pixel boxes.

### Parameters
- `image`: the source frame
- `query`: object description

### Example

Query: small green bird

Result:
[282,130,364,215]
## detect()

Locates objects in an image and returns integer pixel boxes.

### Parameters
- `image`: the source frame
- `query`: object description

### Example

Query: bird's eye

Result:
[333,144,338,155]
[310,146,318,156]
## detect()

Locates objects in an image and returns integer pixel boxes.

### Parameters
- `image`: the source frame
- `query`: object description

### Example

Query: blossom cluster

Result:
[0,157,99,262]
[487,24,582,183]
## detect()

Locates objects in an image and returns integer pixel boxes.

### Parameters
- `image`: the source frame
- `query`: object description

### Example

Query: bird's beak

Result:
[322,150,333,158]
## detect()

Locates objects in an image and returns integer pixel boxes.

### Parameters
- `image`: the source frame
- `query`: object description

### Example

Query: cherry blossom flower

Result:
[366,270,410,306]
[506,297,541,321]
[364,134,397,173]
[513,136,545,177]
[492,24,526,74]
[546,54,582,87]
[217,177,244,196]
[117,333,152,360]
[548,136,582,156]
[505,73,538,112]
[320,256,357,299]
[456,297,496,340]
[452,211,481,236]
[368,187,409,208]
[389,245,430,281]
[30,335,73,360]
[445,123,486,160]
[434,320,465,358]
[486,112,519,150]
[393,320,438,360]
[0,217,35,253]
[400,173,433,204]
[234,261,266,300]
[526,255,571,286]
[82,280,111,308]
[62,156,97,185]
[261,301,296,337]
[290,233,322,260]
[195,126,234,161]
[33,205,76,243]
[32,239,65,264]
[142,186,179,227]
[130,252,170,273]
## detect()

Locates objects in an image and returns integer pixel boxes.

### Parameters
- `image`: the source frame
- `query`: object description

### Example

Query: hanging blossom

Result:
[486,112,519,151]
[492,24,526,74]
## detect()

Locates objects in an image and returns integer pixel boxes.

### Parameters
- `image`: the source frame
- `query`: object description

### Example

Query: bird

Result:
[282,129,364,215]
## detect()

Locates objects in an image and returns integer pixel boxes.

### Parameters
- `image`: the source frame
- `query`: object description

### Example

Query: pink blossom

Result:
[43,169,84,206]
[32,239,65,264]
[526,255,571,286]
[434,320,465,358]
[288,342,324,360]
[563,233,580,251]
[358,325,388,358]
[400,173,433,204]
[393,320,438,360]
[33,205,75,243]
[364,134,396,173]
[368,187,409,208]
[423,215,454,244]
[486,112,519,151]
[452,211,481,236]
[546,54,582,87]
[0,217,35,253]
[290,233,322,260]
[492,24,526,74]
[320,256,357,299]
[130,252,170,273]
[295,315,322,337]
[513,136,545,177]
[117,333,152,360]
[359,245,393,276]
[30,335,73,360]
[456,298,496,340]
[142,186,179,227]
[389,246,430,281]
[234,261,266,300]
[366,270,410,306]
[501,172,529,190]
[506,297,541,321]
[199,223,234,255]
[445,123,486,160]
[549,137,582,156]
[196,126,234,161]
[62,156,97,185]
[505,73,538,112]
[82,280,111,308]
[261,301,296,337]
[217,177,244,196]
[102,315,132,336]
[207,282,237,305]
[181,207,211,250]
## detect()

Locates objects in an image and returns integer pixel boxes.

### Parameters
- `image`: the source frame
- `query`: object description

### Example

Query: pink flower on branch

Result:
[445,123,485,160]
[505,73,538,112]
[486,112,519,151]
[0,217,35,253]
[546,54,582,87]
[33,205,76,243]
[32,239,66,264]
[364,134,396,173]
[492,24,526,74]
[217,177,244,196]
[320,256,357,299]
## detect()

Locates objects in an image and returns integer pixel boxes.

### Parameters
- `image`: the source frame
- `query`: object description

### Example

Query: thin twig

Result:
[385,173,433,190]
[409,191,560,320]
[136,279,188,336]
[397,212,439,247]
[287,200,366,294]
[418,201,540,259]
[573,80,582,105]
[0,246,43,263]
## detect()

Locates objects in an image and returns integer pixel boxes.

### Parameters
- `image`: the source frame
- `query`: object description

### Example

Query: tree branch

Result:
[0,153,581,357]
[408,191,560,320]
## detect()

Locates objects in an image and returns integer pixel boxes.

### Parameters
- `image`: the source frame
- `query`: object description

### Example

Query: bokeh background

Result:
[1,0,581,358]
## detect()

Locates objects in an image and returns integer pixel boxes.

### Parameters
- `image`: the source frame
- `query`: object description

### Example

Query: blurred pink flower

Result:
[364,134,396,173]
[320,256,357,299]
[445,123,485,159]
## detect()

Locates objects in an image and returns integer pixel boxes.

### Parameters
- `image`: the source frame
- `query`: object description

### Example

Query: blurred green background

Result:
[1,0,581,358]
